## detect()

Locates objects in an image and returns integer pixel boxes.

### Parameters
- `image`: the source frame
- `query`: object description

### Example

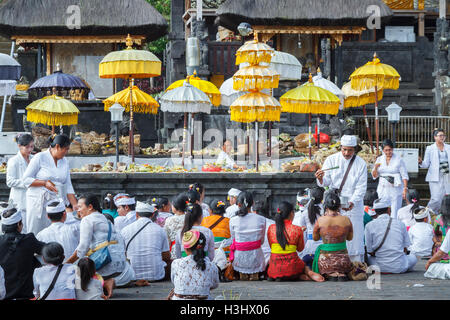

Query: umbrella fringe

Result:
[230,105,281,123]
[350,75,399,91]
[207,94,222,107]
[235,51,273,66]
[280,99,340,114]
[103,101,159,114]
[26,110,78,126]
[343,90,384,108]
[232,75,280,91]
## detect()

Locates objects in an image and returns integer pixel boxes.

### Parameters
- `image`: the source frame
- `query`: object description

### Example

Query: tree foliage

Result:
[145,0,171,54]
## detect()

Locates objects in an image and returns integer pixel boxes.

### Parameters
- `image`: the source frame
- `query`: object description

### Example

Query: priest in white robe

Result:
[315,135,367,262]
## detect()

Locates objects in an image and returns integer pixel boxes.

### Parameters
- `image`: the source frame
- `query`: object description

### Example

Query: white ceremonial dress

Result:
[295,208,323,259]
[114,211,137,233]
[229,212,266,274]
[317,152,367,261]
[365,214,417,273]
[7,152,32,231]
[36,222,80,261]
[33,264,76,300]
[164,214,185,259]
[171,255,219,300]
[175,225,215,261]
[408,222,434,257]
[225,204,239,219]
[217,151,236,169]
[424,233,450,279]
[23,150,74,235]
[420,143,450,213]
[261,217,275,269]
[372,153,409,219]
[76,212,126,278]
[121,217,169,281]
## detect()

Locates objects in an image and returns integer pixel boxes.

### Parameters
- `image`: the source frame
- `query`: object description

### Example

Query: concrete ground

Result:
[112,259,449,300]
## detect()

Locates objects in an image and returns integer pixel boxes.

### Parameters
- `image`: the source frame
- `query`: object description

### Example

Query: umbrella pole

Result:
[190,113,194,158]
[129,79,135,163]
[317,116,320,149]
[362,105,374,154]
[374,85,379,156]
[255,121,259,171]
[52,125,55,135]
[182,112,187,168]
[308,113,312,159]
[246,123,250,163]
[268,121,272,165]
[0,95,7,132]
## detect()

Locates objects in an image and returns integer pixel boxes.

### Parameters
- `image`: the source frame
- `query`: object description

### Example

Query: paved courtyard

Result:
[112,259,449,300]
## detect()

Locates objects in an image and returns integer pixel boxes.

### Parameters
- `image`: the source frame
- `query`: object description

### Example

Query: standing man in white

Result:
[6,133,34,233]
[419,128,450,213]
[315,134,367,262]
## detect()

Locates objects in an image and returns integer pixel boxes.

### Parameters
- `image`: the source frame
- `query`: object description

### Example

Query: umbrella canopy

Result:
[349,53,400,91]
[0,80,16,96]
[165,73,221,107]
[29,70,88,91]
[219,77,246,106]
[311,69,344,100]
[280,74,340,115]
[99,35,162,79]
[160,82,212,114]
[26,95,79,126]
[103,86,159,114]
[240,50,302,81]
[0,53,20,80]
[230,91,281,123]
[235,40,274,66]
[342,81,383,108]
[233,65,280,91]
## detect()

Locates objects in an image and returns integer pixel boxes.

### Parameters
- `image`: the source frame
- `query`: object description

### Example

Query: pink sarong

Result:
[229,239,262,262]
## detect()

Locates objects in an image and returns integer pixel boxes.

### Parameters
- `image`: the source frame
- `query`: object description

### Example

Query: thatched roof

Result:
[0,0,168,41]
[217,0,393,31]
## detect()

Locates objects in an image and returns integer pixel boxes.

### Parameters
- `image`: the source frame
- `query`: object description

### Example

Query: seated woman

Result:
[253,199,275,275]
[229,191,266,281]
[432,195,450,261]
[201,199,231,249]
[397,189,425,230]
[312,192,354,281]
[33,242,76,300]
[164,193,189,259]
[267,201,324,282]
[189,183,210,218]
[150,197,173,227]
[169,230,219,300]
[102,193,118,219]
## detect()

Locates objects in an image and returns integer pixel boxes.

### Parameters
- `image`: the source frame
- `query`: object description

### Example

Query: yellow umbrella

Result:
[103,86,159,114]
[342,82,384,153]
[26,95,79,134]
[350,53,400,155]
[99,34,162,162]
[165,72,221,107]
[235,39,274,66]
[280,74,340,158]
[233,65,280,91]
[230,91,281,123]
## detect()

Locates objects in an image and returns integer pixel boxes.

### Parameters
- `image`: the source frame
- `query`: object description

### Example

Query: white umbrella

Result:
[219,77,246,107]
[160,82,212,166]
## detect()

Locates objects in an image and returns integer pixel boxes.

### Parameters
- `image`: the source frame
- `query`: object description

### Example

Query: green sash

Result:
[214,236,228,243]
[312,242,347,273]
[181,250,209,258]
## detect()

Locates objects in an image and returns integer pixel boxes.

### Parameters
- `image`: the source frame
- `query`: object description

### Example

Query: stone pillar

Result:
[433,17,450,115]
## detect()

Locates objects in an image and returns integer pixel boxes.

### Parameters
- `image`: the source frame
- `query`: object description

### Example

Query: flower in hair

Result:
[217,201,225,207]
[196,187,200,192]
[152,198,157,202]
[189,184,193,190]
[412,198,417,203]
[277,208,280,213]
[185,200,189,205]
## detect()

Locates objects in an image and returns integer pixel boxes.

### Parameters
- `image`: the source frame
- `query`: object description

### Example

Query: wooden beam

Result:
[418,12,425,36]
[46,43,51,76]
[12,35,146,45]
[253,25,365,35]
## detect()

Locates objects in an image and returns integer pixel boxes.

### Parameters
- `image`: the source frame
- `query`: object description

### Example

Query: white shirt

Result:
[164,214,185,259]
[225,204,239,219]
[0,266,5,300]
[76,212,126,277]
[229,212,266,274]
[317,152,367,204]
[408,222,434,257]
[201,203,210,219]
[37,222,80,260]
[261,217,275,267]
[440,232,450,254]
[75,275,103,300]
[114,211,137,233]
[121,217,169,281]
[217,150,235,169]
[365,214,411,273]
[295,207,323,257]
[33,264,76,300]
[7,151,31,211]
[372,153,409,195]
[420,143,450,182]
[23,149,74,195]
[171,255,219,299]
[175,225,215,261]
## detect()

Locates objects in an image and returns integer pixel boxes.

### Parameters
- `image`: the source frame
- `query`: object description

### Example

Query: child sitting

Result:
[76,257,106,300]
[408,208,434,258]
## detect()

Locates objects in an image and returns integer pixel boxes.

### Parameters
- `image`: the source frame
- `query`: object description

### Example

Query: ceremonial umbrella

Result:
[103,85,159,114]
[25,95,80,134]
[280,74,340,159]
[342,82,384,153]
[0,53,21,132]
[99,34,162,162]
[160,81,212,167]
[29,69,88,92]
[349,53,400,155]
[308,68,344,148]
